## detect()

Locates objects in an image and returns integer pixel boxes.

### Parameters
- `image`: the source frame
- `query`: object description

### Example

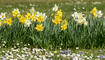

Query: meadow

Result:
[0,0,105,60]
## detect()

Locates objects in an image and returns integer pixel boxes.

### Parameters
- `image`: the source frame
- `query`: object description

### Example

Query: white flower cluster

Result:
[72,12,88,25]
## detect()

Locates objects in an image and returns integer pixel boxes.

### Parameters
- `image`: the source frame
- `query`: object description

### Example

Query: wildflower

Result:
[35,24,44,31]
[61,24,67,31]
[37,16,44,23]
[31,13,37,22]
[91,7,97,14]
[52,4,58,11]
[98,49,102,52]
[30,7,35,13]
[96,11,103,18]
[36,12,47,22]
[6,18,12,25]
[91,7,103,18]
[72,12,84,21]
[77,19,83,24]
[0,13,6,20]
[72,12,78,21]
[56,10,62,18]
[62,19,68,25]
[24,19,32,27]
[78,13,84,19]
[52,18,62,25]
[72,12,87,25]
[93,13,97,18]
[25,12,32,20]
[19,16,26,24]
[12,8,20,17]
[17,13,21,18]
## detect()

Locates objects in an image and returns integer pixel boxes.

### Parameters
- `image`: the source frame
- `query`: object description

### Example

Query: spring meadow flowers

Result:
[0,4,105,56]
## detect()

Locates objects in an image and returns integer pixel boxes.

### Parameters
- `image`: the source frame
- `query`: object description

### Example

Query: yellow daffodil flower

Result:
[19,16,26,24]
[37,16,44,23]
[25,12,32,20]
[61,24,67,31]
[6,18,12,25]
[35,24,44,31]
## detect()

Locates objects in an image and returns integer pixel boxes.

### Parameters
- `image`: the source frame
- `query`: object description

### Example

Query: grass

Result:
[0,0,105,17]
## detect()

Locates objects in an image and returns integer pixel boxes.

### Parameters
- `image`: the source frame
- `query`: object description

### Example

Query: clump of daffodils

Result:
[91,7,103,18]
[52,10,63,25]
[52,6,68,31]
[72,12,88,26]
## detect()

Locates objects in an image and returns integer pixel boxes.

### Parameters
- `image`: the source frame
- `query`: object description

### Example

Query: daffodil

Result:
[25,12,32,20]
[0,13,6,20]
[77,19,83,24]
[56,10,62,18]
[91,7,98,18]
[19,16,26,24]
[61,24,67,31]
[37,16,44,23]
[6,18,12,25]
[72,12,78,21]
[35,24,44,31]
[52,4,58,11]
[62,19,68,25]
[52,18,62,25]
[91,7,97,14]
[72,12,87,25]
[12,8,20,17]
[96,11,103,18]
[31,13,37,22]
[17,13,21,18]
[91,7,103,18]
[30,7,35,13]
[36,12,47,22]
[24,19,32,27]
